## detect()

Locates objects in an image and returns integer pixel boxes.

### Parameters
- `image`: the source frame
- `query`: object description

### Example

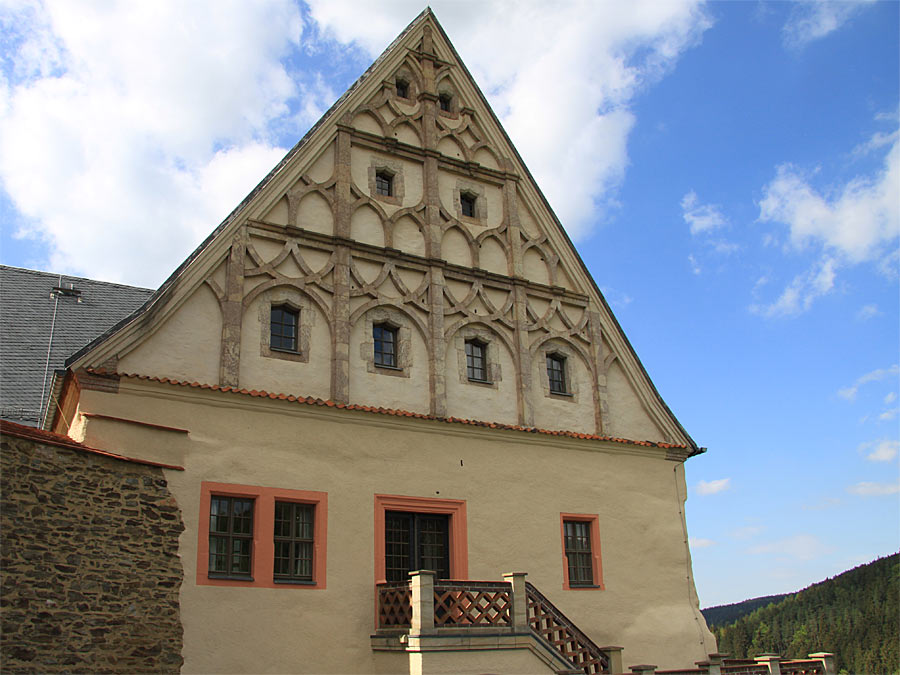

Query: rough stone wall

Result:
[1,434,184,673]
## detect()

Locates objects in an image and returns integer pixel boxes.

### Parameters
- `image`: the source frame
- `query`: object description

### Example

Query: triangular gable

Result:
[63,9,699,454]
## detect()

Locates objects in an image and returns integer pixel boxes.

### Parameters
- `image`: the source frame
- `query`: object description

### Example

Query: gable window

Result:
[274,502,315,583]
[547,353,567,394]
[395,79,409,99]
[209,496,254,578]
[373,323,398,368]
[465,339,488,382]
[270,305,299,352]
[439,92,452,112]
[460,192,476,218]
[375,170,393,197]
[385,511,450,582]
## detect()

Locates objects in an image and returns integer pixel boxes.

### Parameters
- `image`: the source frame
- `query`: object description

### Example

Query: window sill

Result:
[467,378,493,386]
[208,574,255,582]
[566,584,603,590]
[549,390,573,398]
[273,579,317,586]
[270,347,301,355]
[375,363,403,371]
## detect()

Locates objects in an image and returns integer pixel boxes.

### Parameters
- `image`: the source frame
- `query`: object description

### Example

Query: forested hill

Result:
[702,593,789,627]
[705,552,899,675]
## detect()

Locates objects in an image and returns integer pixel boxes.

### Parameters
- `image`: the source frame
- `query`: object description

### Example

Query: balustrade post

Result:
[808,653,836,675]
[629,665,656,674]
[702,652,726,675]
[600,645,624,674]
[502,571,528,631]
[409,570,435,635]
[754,654,782,675]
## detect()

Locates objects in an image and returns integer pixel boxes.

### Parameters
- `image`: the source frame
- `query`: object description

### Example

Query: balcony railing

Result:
[375,571,619,674]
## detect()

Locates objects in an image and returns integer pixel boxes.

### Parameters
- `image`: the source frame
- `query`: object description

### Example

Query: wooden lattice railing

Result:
[377,581,412,628]
[779,660,825,675]
[525,581,610,674]
[433,580,511,627]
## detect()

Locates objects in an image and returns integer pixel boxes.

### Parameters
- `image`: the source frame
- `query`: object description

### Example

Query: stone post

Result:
[502,571,528,631]
[808,653,836,675]
[409,570,435,635]
[754,654,782,675]
[700,653,727,675]
[629,665,656,675]
[600,646,624,674]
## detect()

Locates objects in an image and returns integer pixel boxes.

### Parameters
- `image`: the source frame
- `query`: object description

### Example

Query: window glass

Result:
[465,339,487,381]
[547,354,567,394]
[274,502,315,582]
[439,93,452,112]
[271,306,298,352]
[563,520,593,586]
[209,496,254,577]
[374,323,398,368]
[385,511,449,582]
[395,79,409,99]
[460,193,476,218]
[375,171,393,197]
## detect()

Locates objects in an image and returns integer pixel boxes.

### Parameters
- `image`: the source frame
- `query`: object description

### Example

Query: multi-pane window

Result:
[439,93,452,112]
[274,502,314,582]
[385,511,450,582]
[563,520,593,586]
[395,79,409,99]
[460,193,476,218]
[547,353,567,394]
[375,171,393,197]
[209,496,254,578]
[270,305,298,352]
[465,339,487,381]
[374,323,398,368]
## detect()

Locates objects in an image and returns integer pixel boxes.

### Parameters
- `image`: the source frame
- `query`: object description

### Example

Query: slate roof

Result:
[0,266,153,426]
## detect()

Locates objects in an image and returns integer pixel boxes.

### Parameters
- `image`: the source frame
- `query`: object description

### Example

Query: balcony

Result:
[371,570,623,674]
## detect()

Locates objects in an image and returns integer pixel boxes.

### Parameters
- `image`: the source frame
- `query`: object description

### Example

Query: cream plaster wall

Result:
[349,148,424,211]
[606,360,665,443]
[238,291,332,401]
[530,341,597,434]
[74,382,713,674]
[118,284,221,384]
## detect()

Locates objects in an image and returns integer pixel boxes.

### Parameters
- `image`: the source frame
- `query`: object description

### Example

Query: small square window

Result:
[270,305,299,352]
[439,93,452,112]
[209,496,254,578]
[547,353,567,394]
[460,193,476,218]
[274,502,315,582]
[563,520,594,586]
[374,323,398,368]
[395,79,409,99]
[465,339,488,382]
[375,171,393,197]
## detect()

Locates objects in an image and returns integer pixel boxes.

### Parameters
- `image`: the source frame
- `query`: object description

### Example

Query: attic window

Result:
[546,353,567,395]
[460,192,476,218]
[375,170,394,197]
[395,79,409,99]
[271,305,299,352]
[439,93,452,112]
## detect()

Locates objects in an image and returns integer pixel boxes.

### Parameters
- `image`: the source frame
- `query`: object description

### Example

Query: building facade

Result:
[43,9,716,673]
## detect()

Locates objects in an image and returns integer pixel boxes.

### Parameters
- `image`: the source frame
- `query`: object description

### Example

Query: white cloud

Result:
[758,134,899,265]
[681,190,727,234]
[730,524,764,540]
[690,537,715,548]
[688,254,701,275]
[307,0,713,240]
[885,392,898,404]
[858,439,899,462]
[856,304,881,320]
[878,408,899,422]
[837,364,899,401]
[750,256,837,318]
[0,0,304,286]
[782,0,875,48]
[696,478,731,495]
[847,481,900,496]
[748,534,831,561]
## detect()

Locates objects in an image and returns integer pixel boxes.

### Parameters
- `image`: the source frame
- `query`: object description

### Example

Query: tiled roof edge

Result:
[91,369,689,451]
[0,419,185,471]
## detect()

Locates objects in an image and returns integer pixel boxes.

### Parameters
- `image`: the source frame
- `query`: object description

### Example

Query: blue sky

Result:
[1,1,897,607]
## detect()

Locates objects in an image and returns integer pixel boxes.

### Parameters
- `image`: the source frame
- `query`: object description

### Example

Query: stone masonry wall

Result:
[1,432,184,673]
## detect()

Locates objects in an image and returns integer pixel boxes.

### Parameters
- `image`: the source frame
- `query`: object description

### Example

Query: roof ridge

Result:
[0,265,154,291]
[85,368,689,451]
